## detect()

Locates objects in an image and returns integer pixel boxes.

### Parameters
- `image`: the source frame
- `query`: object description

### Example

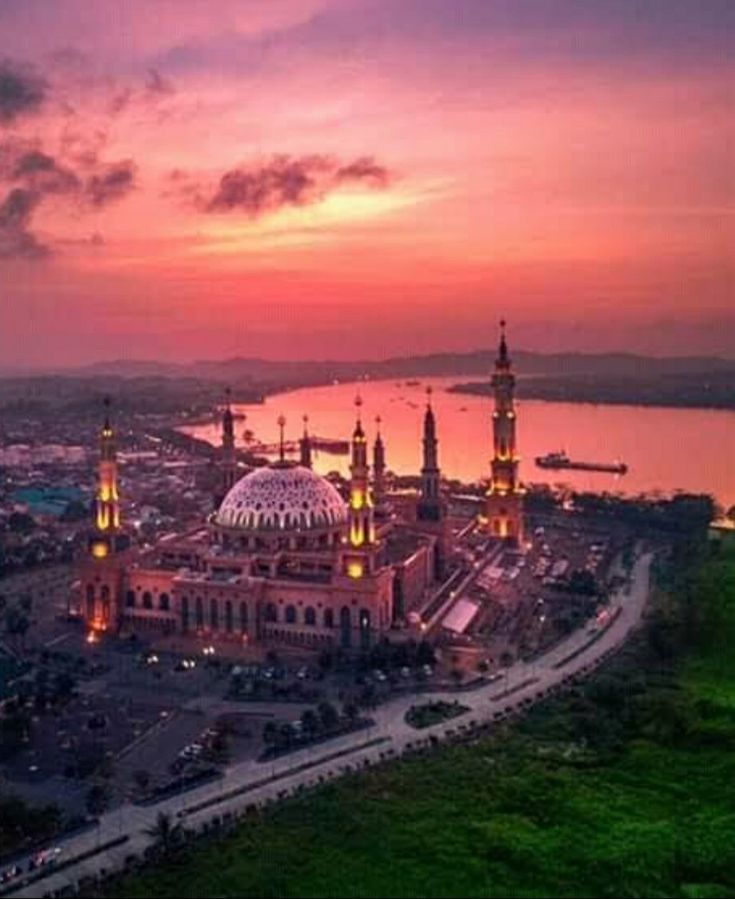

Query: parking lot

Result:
[442,512,626,666]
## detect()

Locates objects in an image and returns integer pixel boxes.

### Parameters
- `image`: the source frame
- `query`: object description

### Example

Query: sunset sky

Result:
[1,0,732,368]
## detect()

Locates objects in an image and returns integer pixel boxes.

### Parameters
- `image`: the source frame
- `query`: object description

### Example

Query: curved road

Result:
[8,553,652,898]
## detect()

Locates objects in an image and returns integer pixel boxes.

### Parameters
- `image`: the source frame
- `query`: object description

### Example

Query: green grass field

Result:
[104,546,735,899]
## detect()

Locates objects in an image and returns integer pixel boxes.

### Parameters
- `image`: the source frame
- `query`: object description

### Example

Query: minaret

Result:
[484,320,524,542]
[95,397,120,534]
[372,416,385,513]
[83,398,128,632]
[348,396,374,546]
[219,387,237,501]
[299,414,313,469]
[344,396,376,577]
[277,414,287,465]
[417,387,441,521]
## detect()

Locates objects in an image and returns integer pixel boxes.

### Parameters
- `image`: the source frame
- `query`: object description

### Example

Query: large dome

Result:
[215,463,348,532]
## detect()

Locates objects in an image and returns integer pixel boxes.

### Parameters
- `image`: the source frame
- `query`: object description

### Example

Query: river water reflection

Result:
[181,377,735,509]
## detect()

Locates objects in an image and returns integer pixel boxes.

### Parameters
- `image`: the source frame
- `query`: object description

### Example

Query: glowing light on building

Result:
[93,397,121,543]
[348,560,364,579]
[484,320,525,543]
[91,541,108,559]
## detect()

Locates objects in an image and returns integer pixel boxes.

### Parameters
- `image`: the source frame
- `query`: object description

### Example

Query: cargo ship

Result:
[535,451,628,475]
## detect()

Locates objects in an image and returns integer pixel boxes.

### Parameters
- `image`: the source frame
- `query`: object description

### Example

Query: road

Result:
[6,552,652,898]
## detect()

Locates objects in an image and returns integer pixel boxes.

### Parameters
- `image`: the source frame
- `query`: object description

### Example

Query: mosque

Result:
[76,324,523,652]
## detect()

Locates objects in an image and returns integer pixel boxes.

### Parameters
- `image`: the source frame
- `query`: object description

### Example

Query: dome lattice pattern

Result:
[216,464,347,532]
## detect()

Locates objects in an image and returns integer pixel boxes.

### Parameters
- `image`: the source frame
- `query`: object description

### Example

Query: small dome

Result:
[215,464,347,532]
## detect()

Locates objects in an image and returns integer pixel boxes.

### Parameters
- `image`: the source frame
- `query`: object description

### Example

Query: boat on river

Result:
[535,450,628,475]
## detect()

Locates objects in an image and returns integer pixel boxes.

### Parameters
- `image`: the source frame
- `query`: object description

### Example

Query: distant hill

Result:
[1,351,733,418]
[60,349,735,384]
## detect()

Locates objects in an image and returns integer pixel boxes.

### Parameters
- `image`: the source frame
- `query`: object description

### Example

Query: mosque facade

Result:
[76,324,522,652]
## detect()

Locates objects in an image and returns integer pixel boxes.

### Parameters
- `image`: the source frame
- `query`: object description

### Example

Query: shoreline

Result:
[448,377,735,413]
[180,374,735,422]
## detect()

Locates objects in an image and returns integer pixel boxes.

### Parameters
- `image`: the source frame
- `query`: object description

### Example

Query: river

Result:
[180,377,735,508]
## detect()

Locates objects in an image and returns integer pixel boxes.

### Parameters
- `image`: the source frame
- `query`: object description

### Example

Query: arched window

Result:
[195,596,204,628]
[225,600,233,633]
[125,590,135,608]
[210,598,219,630]
[265,603,278,623]
[359,608,371,650]
[100,585,110,601]
[304,607,316,626]
[181,596,190,632]
[159,593,170,612]
[324,608,334,629]
[340,606,351,648]
[142,591,153,610]
[285,605,297,625]
[239,601,248,632]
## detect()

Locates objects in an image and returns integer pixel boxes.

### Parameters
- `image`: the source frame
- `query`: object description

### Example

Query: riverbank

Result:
[449,369,735,411]
[90,543,735,898]
[179,376,735,507]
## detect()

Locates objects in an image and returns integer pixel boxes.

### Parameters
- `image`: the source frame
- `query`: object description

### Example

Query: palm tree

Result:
[145,811,182,854]
[343,701,359,724]
[85,783,110,817]
[500,650,514,669]
[262,721,279,749]
[317,701,338,731]
[300,709,320,739]
[133,769,150,793]
[4,606,30,653]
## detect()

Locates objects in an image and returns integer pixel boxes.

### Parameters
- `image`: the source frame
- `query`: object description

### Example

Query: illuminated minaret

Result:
[417,387,441,521]
[95,397,120,535]
[348,396,374,546]
[299,414,313,469]
[344,396,376,578]
[83,397,128,632]
[484,320,524,543]
[372,416,386,513]
[219,387,237,501]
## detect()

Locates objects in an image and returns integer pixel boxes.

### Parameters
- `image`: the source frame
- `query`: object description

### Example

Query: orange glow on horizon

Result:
[0,2,731,365]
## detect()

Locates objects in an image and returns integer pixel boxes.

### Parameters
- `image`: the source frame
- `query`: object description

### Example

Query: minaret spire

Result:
[299,414,313,469]
[95,396,120,533]
[372,415,386,513]
[82,397,128,632]
[498,318,509,367]
[346,394,375,567]
[277,415,286,464]
[217,387,238,505]
[417,386,441,521]
[484,319,524,542]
